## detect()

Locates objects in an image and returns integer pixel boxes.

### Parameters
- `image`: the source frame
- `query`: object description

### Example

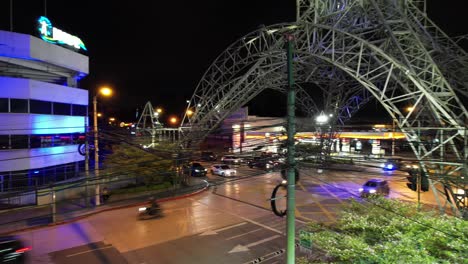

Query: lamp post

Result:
[93,86,112,206]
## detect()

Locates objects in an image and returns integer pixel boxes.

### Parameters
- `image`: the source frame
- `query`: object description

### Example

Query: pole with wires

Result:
[285,33,296,264]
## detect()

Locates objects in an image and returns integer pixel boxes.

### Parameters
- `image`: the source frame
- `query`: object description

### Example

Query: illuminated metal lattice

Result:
[181,0,467,216]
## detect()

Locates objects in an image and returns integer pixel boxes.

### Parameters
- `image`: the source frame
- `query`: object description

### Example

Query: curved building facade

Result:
[0,29,88,192]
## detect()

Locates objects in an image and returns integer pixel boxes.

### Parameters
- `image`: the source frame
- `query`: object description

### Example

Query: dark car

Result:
[187,162,207,177]
[359,179,390,197]
[201,151,217,161]
[0,236,31,263]
[247,157,279,170]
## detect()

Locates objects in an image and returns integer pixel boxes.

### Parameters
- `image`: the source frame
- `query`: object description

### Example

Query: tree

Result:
[103,142,174,186]
[299,197,467,263]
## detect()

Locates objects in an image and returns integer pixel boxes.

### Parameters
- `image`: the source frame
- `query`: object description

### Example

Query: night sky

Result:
[0,0,466,123]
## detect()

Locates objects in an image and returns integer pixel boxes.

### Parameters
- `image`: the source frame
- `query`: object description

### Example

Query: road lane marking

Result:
[66,245,113,257]
[226,228,262,240]
[229,235,281,253]
[190,198,284,235]
[298,182,307,192]
[199,222,247,236]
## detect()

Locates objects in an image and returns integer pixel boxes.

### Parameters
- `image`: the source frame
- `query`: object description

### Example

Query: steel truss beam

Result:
[181,0,467,216]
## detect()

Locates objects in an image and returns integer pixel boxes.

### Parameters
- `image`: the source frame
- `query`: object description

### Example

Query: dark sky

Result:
[0,0,466,123]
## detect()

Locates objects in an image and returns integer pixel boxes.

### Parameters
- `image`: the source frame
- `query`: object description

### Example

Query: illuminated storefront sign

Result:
[37,16,87,51]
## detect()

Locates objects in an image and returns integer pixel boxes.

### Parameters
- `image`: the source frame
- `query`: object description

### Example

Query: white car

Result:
[210,164,237,177]
[220,155,242,164]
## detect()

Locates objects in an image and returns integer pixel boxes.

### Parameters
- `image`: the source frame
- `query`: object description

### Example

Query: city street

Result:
[16,163,443,263]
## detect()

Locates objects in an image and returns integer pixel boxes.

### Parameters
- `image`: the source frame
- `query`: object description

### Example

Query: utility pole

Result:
[93,95,100,206]
[85,108,89,207]
[285,34,296,264]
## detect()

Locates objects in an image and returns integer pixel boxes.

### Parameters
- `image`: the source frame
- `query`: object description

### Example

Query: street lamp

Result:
[93,86,113,206]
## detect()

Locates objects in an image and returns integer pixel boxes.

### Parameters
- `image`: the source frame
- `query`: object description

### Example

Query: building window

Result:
[53,102,71,115]
[30,99,52,114]
[0,135,9,149]
[30,135,53,148]
[10,135,29,149]
[10,99,28,113]
[72,133,86,144]
[0,98,8,112]
[53,134,73,146]
[72,104,87,116]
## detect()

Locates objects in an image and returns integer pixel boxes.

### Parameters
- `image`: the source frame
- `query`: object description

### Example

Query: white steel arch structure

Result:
[181,0,467,215]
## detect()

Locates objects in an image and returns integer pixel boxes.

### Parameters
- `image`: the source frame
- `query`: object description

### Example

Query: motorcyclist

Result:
[147,197,161,216]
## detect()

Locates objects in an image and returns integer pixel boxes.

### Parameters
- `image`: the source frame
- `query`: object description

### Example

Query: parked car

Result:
[220,155,242,164]
[201,151,217,161]
[210,164,237,177]
[359,179,390,197]
[186,162,208,177]
[0,236,31,263]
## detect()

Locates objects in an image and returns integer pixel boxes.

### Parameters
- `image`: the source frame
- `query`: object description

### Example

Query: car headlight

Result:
[195,169,200,172]
[369,189,376,193]
[359,188,363,192]
[386,164,394,170]
[204,169,207,171]
[380,164,385,168]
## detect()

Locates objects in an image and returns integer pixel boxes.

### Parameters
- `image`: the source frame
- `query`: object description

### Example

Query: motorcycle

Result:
[137,205,163,220]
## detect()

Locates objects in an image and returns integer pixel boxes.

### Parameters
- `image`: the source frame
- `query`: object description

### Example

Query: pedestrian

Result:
[102,187,110,202]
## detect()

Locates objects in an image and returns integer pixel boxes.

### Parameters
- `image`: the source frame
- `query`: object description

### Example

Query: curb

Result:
[6,183,210,235]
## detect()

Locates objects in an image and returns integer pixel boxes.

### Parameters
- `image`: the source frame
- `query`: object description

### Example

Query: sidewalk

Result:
[0,178,209,235]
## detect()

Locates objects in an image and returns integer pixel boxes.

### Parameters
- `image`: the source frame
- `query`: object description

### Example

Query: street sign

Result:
[299,230,312,250]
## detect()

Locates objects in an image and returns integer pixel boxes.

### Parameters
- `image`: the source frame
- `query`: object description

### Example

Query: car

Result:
[359,179,390,197]
[380,158,402,171]
[210,164,237,177]
[247,157,279,170]
[201,151,217,161]
[186,162,207,177]
[220,155,242,164]
[0,236,31,263]
[402,161,419,172]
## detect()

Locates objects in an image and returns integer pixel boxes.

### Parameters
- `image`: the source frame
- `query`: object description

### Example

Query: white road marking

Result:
[189,198,284,235]
[226,228,262,240]
[199,222,247,236]
[66,245,113,257]
[229,235,281,253]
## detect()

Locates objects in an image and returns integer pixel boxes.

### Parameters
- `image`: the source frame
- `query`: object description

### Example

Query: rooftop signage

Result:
[37,16,87,51]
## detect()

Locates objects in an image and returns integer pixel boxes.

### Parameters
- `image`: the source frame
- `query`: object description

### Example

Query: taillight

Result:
[15,246,32,253]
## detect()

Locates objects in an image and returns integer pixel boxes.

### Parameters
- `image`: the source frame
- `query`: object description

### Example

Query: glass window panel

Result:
[53,134,72,146]
[0,98,8,112]
[72,104,87,116]
[10,135,29,149]
[0,135,9,149]
[72,133,86,144]
[30,99,52,114]
[53,102,71,115]
[30,135,53,148]
[10,99,28,113]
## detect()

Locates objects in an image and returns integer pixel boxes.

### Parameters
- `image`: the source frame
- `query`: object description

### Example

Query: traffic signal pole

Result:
[285,34,296,264]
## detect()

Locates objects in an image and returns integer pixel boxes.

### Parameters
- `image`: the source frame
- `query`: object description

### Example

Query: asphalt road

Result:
[49,242,126,264]
[19,162,443,264]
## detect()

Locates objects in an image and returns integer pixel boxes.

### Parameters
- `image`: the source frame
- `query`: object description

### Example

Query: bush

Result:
[299,196,468,263]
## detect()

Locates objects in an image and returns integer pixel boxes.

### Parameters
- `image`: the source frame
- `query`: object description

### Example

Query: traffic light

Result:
[406,169,417,191]
[406,169,429,192]
[420,171,429,192]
